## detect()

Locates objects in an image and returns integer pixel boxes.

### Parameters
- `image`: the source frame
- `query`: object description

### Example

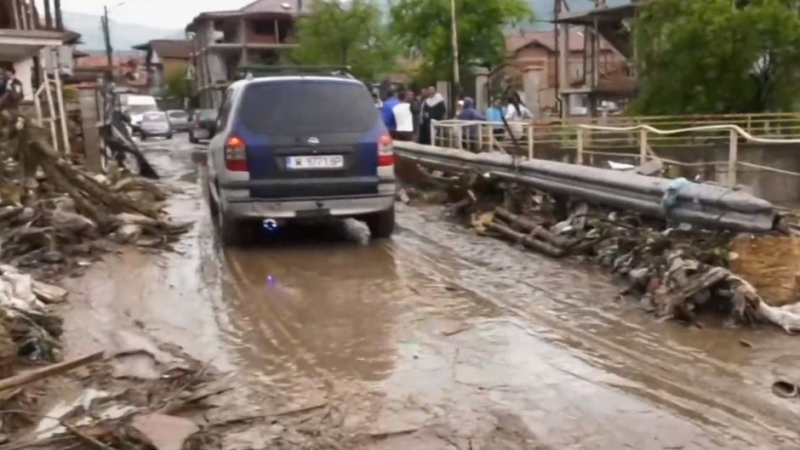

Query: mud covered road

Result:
[57,136,800,449]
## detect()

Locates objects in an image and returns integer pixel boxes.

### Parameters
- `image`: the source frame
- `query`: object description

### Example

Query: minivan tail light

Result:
[225,136,248,172]
[378,133,394,166]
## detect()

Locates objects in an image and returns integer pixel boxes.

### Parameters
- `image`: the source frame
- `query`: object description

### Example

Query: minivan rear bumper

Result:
[222,192,395,219]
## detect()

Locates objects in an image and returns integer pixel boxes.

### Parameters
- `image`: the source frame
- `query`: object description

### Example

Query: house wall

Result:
[193,19,227,108]
[508,44,625,113]
[14,57,33,101]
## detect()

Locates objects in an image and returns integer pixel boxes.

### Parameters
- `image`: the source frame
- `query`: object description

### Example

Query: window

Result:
[216,89,234,133]
[143,112,167,123]
[238,81,378,135]
[251,20,273,35]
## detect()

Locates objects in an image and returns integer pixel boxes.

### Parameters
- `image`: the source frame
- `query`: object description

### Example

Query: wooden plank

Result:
[0,352,104,393]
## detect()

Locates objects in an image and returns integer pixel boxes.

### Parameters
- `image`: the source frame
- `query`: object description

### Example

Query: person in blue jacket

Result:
[485,96,505,140]
[485,97,504,123]
[381,90,400,137]
[456,97,484,150]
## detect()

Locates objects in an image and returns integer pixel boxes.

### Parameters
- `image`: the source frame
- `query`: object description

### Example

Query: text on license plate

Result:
[286,155,344,169]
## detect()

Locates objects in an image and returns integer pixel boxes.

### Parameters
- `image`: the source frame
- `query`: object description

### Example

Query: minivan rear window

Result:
[238,81,378,135]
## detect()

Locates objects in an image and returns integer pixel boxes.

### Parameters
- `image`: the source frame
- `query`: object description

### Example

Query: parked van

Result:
[121,95,159,133]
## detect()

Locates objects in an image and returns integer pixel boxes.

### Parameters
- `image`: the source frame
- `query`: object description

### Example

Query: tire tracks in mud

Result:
[393,206,800,449]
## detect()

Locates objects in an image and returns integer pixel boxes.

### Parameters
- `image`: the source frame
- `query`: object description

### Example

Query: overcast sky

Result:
[60,0,255,30]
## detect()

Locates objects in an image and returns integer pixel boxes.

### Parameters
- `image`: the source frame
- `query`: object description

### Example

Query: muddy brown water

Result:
[60,137,800,449]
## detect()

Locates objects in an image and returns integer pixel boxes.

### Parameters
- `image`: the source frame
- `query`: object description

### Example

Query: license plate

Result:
[286,155,344,170]
[194,129,209,139]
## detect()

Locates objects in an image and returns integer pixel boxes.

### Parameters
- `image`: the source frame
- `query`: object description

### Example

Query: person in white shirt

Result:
[504,92,533,138]
[391,91,414,141]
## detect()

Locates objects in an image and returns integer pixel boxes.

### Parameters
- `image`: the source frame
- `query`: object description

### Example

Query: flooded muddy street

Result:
[59,136,800,449]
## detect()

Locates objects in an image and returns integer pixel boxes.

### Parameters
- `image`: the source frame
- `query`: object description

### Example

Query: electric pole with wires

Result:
[101,6,113,76]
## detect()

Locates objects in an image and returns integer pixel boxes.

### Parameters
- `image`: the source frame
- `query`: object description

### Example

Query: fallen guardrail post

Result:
[394,141,776,233]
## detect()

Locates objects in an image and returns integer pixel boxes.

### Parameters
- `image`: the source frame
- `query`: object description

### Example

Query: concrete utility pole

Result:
[102,2,128,77]
[54,0,63,30]
[450,0,460,94]
[102,6,113,75]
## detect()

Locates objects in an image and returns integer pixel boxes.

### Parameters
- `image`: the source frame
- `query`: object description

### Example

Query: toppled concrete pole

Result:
[394,142,776,232]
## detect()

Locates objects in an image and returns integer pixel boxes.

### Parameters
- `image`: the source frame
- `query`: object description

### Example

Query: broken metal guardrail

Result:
[394,141,776,233]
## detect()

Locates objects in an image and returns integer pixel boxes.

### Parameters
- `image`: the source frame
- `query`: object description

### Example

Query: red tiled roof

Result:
[77,56,143,68]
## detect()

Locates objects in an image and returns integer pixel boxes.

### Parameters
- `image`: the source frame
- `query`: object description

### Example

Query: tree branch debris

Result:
[398,162,800,332]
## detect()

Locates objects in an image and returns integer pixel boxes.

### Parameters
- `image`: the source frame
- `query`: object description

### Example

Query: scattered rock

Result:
[772,380,799,398]
[132,413,200,450]
[440,320,471,337]
[32,280,68,304]
[114,224,143,244]
[111,351,162,380]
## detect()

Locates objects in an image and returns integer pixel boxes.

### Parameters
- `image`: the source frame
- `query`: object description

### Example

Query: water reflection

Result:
[219,220,401,393]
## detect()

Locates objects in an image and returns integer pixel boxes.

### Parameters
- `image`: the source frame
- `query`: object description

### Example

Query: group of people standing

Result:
[379,87,447,145]
[377,87,534,147]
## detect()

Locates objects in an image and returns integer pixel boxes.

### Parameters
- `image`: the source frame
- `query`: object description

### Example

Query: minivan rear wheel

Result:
[219,211,243,246]
[366,208,395,239]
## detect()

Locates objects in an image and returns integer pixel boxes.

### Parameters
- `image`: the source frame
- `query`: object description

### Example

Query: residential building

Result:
[505,29,626,115]
[552,0,641,116]
[186,0,309,108]
[0,0,79,101]
[133,39,193,96]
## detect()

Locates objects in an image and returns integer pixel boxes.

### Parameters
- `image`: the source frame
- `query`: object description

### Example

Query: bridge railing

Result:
[577,123,800,187]
[430,114,800,188]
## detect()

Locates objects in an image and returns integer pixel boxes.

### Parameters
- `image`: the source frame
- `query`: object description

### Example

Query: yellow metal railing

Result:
[430,113,800,188]
[529,113,800,149]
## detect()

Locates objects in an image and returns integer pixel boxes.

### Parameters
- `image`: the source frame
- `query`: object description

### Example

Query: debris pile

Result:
[398,165,800,332]
[0,99,196,447]
[0,330,373,450]
[0,340,227,450]
[0,106,189,277]
[0,265,68,367]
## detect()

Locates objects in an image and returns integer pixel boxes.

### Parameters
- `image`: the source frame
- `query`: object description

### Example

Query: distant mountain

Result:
[64,11,184,51]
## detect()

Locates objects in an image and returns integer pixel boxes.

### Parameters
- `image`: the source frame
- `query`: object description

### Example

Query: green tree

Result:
[288,0,398,80]
[390,0,532,85]
[164,70,193,100]
[634,0,800,115]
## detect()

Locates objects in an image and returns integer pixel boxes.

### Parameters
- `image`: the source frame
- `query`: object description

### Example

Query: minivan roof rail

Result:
[234,65,356,80]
